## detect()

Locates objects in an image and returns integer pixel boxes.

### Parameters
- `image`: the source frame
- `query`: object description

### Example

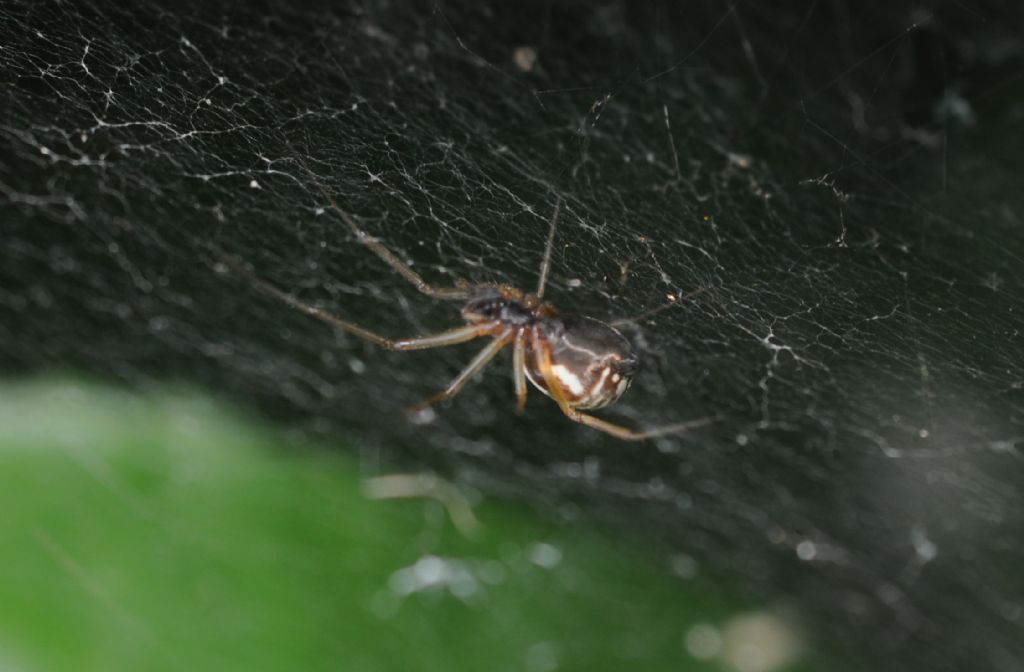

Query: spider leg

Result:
[512,331,528,414]
[531,331,711,441]
[242,268,492,350]
[561,411,713,442]
[345,221,470,300]
[535,197,562,300]
[408,332,514,413]
[296,163,470,300]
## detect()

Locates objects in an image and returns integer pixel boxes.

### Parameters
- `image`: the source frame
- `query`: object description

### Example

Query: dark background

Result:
[3,1,1023,670]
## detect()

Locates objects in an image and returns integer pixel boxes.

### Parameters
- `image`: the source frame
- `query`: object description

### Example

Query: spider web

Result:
[3,1,1024,669]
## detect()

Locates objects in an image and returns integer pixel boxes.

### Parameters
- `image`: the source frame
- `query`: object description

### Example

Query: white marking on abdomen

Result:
[615,377,629,397]
[588,366,611,402]
[551,364,585,396]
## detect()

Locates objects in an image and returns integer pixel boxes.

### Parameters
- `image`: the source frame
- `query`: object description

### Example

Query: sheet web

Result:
[3,1,1023,670]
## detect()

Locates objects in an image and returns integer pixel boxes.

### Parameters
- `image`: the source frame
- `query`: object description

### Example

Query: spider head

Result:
[461,286,535,327]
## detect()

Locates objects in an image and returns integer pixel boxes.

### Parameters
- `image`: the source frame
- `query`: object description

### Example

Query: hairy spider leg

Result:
[535,197,562,300]
[242,266,494,351]
[530,330,711,441]
[408,330,515,413]
[512,331,528,413]
[296,163,470,301]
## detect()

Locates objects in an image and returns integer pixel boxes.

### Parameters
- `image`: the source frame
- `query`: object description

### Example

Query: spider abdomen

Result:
[525,315,638,409]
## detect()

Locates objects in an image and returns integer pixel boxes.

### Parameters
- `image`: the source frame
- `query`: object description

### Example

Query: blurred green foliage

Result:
[0,378,818,672]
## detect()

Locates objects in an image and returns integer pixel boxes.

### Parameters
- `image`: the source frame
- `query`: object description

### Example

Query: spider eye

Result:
[462,299,500,321]
[462,288,504,321]
[462,288,534,326]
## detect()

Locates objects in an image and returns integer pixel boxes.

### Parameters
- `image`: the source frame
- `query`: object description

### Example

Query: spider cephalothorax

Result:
[460,286,543,328]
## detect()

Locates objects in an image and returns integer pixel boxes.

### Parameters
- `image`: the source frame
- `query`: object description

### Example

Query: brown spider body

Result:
[235,182,708,440]
[462,286,638,410]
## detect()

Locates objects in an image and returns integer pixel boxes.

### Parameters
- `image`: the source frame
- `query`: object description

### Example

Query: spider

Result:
[240,184,709,441]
